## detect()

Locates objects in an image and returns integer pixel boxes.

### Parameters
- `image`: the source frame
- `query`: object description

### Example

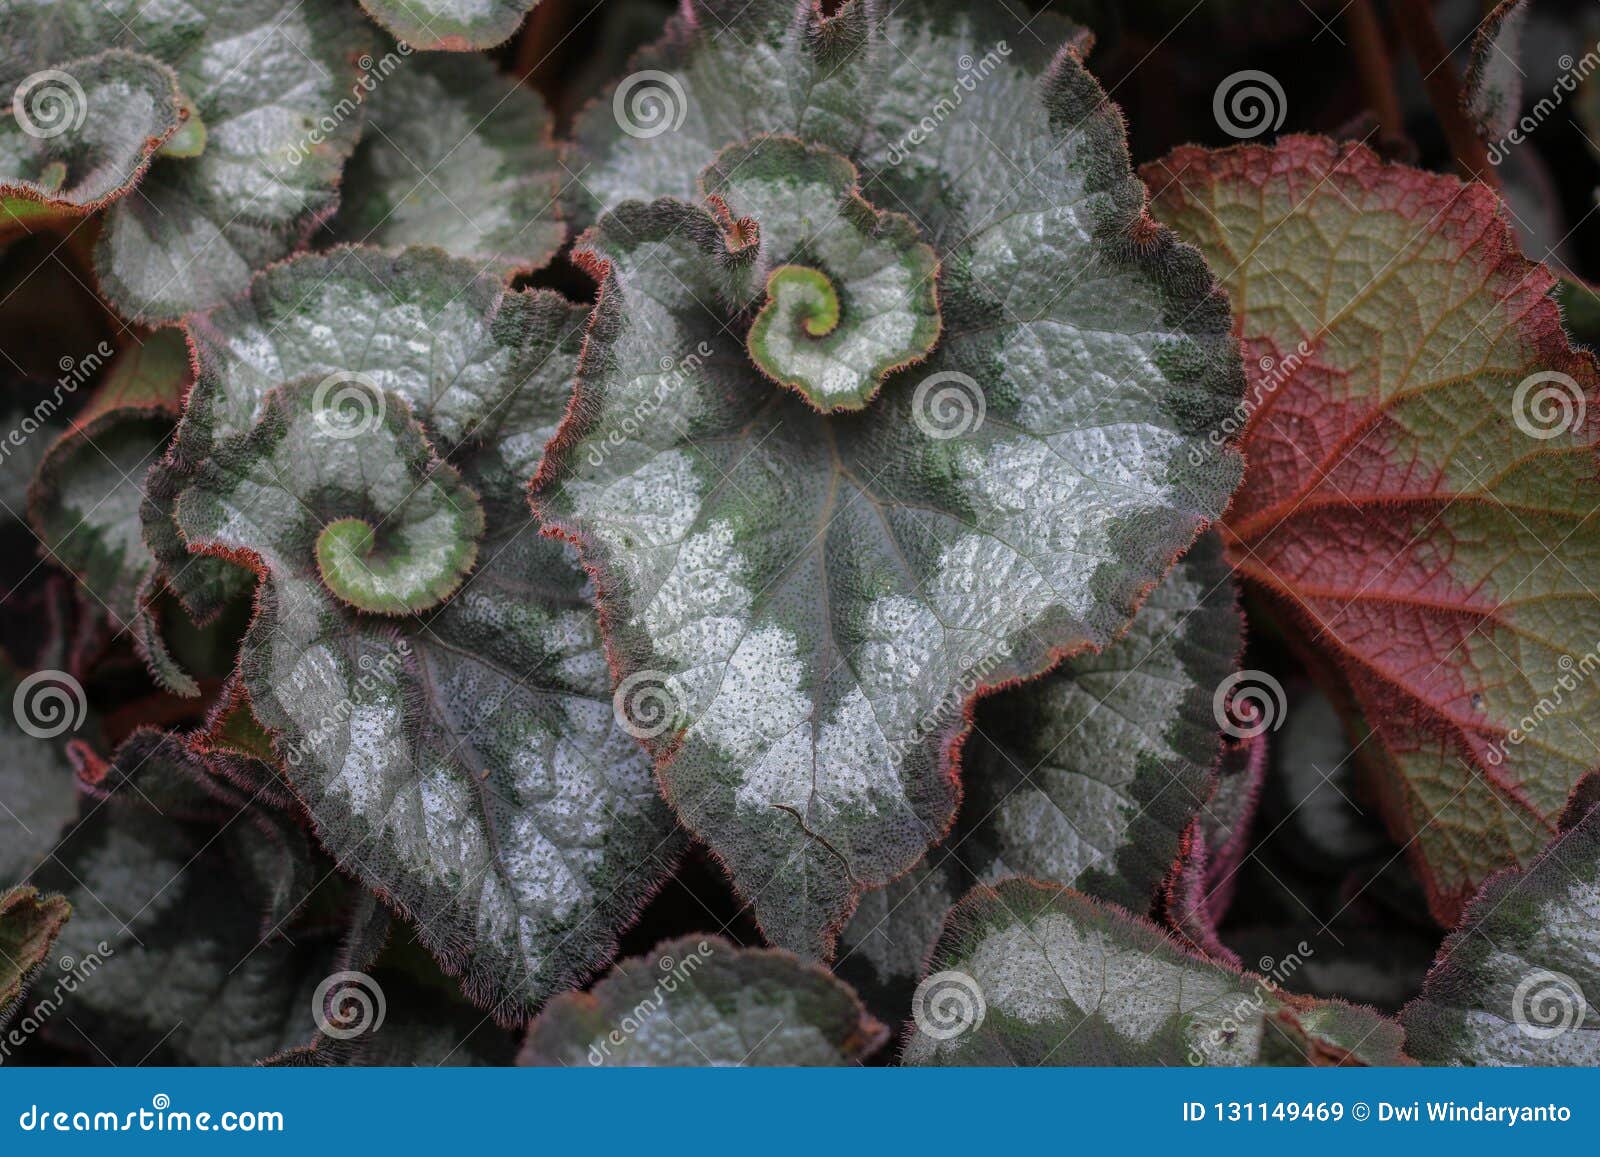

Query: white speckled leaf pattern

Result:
[1402,797,1600,1065]
[151,246,683,1022]
[520,935,887,1065]
[0,0,371,321]
[904,879,1408,1066]
[536,1,1243,958]
[959,533,1242,906]
[835,859,958,995]
[838,535,1242,987]
[335,47,563,273]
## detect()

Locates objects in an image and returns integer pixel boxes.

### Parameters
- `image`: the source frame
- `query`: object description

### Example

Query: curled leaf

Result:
[3,0,373,320]
[155,246,684,1022]
[536,3,1244,957]
[174,377,486,616]
[148,246,574,624]
[705,136,940,411]
[0,50,182,233]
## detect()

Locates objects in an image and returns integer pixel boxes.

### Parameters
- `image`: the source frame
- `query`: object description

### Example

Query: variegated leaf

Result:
[521,935,887,1066]
[903,878,1408,1066]
[1402,795,1600,1065]
[154,246,683,1022]
[535,0,1244,957]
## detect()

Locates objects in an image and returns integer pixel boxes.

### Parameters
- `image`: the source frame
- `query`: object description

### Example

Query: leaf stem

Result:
[1390,0,1501,188]
[1346,0,1406,145]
